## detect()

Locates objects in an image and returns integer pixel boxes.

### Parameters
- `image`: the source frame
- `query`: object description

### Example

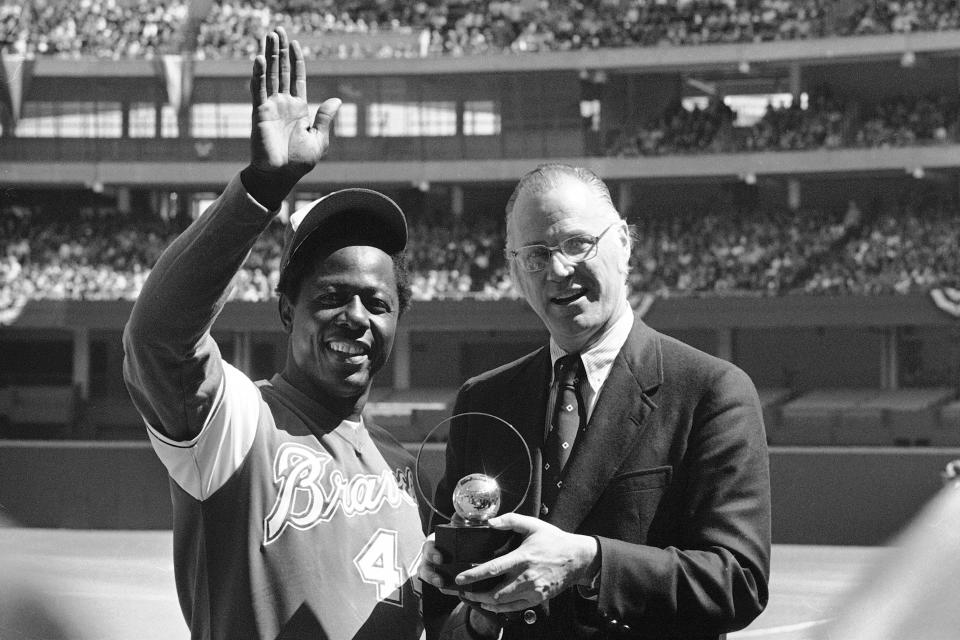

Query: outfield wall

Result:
[1,441,956,546]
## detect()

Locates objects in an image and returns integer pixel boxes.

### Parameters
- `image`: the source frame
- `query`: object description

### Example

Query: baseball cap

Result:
[277,188,407,293]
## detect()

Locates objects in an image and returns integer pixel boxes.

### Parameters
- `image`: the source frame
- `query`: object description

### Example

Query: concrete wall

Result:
[2,441,957,546]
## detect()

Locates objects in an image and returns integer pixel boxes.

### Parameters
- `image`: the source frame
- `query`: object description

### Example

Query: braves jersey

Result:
[146,363,425,640]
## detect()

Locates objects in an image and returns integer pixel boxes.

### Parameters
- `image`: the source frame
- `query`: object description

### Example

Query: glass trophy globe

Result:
[452,473,502,525]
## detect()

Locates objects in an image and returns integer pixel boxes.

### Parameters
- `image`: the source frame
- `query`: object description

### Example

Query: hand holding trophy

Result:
[416,413,532,592]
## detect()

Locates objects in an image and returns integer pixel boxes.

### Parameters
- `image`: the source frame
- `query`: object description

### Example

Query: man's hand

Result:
[452,513,601,614]
[244,27,341,209]
[420,534,454,593]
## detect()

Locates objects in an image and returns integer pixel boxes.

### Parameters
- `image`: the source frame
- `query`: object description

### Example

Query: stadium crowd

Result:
[3,0,960,60]
[608,88,959,156]
[4,192,959,318]
[0,0,187,59]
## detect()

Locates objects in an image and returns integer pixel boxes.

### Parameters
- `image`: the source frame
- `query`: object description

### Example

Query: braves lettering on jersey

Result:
[146,363,425,640]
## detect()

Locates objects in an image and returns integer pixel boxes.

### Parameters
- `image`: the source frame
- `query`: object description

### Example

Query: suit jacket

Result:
[423,315,771,640]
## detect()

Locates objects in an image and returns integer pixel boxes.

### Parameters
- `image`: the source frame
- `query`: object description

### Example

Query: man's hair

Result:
[504,163,619,244]
[276,232,412,315]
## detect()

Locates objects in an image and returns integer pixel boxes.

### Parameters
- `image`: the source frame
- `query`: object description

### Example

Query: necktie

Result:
[541,353,584,514]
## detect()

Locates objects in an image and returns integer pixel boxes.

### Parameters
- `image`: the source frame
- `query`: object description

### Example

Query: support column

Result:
[787,178,801,211]
[72,327,90,400]
[617,181,633,216]
[716,327,734,363]
[789,62,802,98]
[116,186,131,215]
[235,331,252,376]
[393,327,411,390]
[880,327,899,390]
[451,185,464,221]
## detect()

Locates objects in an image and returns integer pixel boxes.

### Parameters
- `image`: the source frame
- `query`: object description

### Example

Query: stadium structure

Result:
[2,0,960,544]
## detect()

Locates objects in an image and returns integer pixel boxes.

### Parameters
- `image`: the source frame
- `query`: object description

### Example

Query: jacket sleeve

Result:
[593,364,771,637]
[122,174,278,441]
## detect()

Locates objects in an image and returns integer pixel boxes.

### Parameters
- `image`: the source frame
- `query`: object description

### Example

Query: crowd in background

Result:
[803,207,960,295]
[0,0,187,59]
[4,193,960,317]
[607,88,960,156]
[4,0,960,60]
[4,3,960,310]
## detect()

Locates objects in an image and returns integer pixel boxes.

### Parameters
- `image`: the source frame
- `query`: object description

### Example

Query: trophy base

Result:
[434,523,518,592]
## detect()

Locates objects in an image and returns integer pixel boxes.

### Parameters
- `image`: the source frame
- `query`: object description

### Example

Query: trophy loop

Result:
[414,411,533,523]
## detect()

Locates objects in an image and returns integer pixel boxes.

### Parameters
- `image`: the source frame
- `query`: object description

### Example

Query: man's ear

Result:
[616,223,632,274]
[278,294,294,333]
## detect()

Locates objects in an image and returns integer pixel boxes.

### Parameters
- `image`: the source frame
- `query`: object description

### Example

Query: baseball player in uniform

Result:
[123,28,426,640]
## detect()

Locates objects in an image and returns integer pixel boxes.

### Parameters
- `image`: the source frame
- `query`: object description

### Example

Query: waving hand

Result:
[245,27,341,207]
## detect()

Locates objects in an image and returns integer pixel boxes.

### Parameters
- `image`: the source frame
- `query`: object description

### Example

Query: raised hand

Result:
[245,27,341,207]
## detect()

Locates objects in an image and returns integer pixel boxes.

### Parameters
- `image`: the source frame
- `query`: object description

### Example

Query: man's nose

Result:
[546,250,575,279]
[340,295,369,327]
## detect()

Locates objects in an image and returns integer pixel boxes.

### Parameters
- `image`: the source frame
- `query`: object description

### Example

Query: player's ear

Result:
[278,294,294,333]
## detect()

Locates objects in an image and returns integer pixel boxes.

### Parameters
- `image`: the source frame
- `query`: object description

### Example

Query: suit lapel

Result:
[546,318,663,532]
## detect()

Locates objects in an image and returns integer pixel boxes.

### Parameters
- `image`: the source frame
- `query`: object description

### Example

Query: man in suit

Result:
[419,163,771,639]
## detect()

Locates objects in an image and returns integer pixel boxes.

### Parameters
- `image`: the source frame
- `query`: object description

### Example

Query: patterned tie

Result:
[540,353,584,515]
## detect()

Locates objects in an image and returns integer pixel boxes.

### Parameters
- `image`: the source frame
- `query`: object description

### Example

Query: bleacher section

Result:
[770,387,958,447]
[3,383,958,448]
[938,400,960,445]
[79,396,148,440]
[366,387,457,443]
[0,385,78,438]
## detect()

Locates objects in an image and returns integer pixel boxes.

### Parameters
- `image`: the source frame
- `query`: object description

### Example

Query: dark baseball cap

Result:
[278,188,407,293]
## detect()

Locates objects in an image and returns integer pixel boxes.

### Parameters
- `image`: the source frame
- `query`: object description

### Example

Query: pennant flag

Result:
[1,53,27,122]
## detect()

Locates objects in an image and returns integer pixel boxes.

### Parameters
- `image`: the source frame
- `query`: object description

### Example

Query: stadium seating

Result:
[756,387,795,438]
[837,387,955,446]
[776,389,881,446]
[6,0,960,60]
[0,384,78,437]
[7,196,960,305]
[78,396,148,440]
[366,387,457,443]
[936,400,960,446]
[770,387,958,446]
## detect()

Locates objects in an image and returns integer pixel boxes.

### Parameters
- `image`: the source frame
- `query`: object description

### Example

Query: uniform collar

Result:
[268,373,366,432]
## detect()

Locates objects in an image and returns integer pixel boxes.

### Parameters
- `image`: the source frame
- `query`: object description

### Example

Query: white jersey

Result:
[147,363,425,640]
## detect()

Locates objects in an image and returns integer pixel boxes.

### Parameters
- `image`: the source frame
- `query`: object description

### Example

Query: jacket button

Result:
[620,624,631,634]
[540,504,549,516]
[522,609,537,624]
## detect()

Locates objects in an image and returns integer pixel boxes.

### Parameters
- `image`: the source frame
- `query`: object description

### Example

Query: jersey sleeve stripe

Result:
[146,362,261,500]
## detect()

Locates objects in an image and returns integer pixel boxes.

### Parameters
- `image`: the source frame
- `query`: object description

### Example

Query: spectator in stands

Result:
[8,0,960,59]
[6,190,960,306]
[419,163,771,640]
[6,0,187,59]
[122,28,426,640]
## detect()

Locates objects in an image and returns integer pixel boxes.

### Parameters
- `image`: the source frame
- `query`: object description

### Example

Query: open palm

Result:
[249,28,340,185]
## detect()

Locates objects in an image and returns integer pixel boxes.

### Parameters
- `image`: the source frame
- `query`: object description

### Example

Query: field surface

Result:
[0,528,885,639]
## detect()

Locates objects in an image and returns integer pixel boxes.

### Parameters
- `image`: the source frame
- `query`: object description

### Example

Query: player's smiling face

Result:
[507,176,630,353]
[281,244,398,413]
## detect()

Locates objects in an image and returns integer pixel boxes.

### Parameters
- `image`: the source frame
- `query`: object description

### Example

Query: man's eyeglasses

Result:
[507,222,621,273]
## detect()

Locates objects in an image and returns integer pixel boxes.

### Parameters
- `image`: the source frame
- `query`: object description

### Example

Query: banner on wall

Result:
[930,287,960,319]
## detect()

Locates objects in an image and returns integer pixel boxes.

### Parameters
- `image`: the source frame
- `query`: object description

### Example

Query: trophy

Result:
[416,412,532,592]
